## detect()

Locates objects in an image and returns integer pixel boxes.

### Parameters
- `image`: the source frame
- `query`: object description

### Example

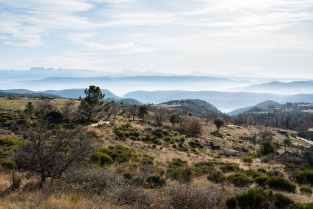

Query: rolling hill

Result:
[158,99,222,115]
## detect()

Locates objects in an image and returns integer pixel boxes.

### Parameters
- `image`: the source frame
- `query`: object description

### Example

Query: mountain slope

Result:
[158,99,221,115]
[227,100,282,115]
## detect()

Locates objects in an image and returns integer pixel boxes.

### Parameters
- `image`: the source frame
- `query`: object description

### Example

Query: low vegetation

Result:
[0,85,312,208]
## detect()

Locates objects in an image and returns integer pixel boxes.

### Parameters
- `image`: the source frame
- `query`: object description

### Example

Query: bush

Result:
[95,145,139,164]
[91,152,113,166]
[273,193,294,208]
[259,141,276,156]
[0,158,17,169]
[194,161,215,176]
[300,187,312,195]
[146,175,166,188]
[254,176,268,187]
[225,197,238,209]
[241,156,253,163]
[228,173,252,187]
[295,170,313,185]
[207,171,226,183]
[266,177,296,193]
[167,185,224,209]
[226,188,295,209]
[220,164,239,173]
[167,158,193,183]
[123,172,133,180]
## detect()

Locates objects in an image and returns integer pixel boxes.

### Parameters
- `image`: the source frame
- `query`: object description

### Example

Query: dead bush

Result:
[166,185,224,209]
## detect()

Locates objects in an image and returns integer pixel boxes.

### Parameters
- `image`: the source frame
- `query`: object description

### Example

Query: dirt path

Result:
[89,120,110,127]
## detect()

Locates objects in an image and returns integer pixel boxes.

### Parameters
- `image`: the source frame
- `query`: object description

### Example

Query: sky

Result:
[0,0,313,78]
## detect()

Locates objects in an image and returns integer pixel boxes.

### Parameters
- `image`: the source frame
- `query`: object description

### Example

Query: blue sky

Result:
[0,0,313,78]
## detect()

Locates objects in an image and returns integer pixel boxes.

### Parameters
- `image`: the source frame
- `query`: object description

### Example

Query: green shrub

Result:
[207,171,226,183]
[0,137,19,148]
[166,158,193,183]
[194,161,215,176]
[259,141,276,156]
[273,193,294,208]
[0,149,5,157]
[123,172,133,180]
[241,156,253,163]
[220,164,239,173]
[226,188,295,209]
[228,173,252,187]
[95,145,139,164]
[295,171,313,185]
[146,175,166,188]
[266,177,296,193]
[91,152,113,166]
[267,170,284,177]
[257,168,267,173]
[0,158,17,169]
[225,197,238,209]
[300,187,312,195]
[254,176,268,187]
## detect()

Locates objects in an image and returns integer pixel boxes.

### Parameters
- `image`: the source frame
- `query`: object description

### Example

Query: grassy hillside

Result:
[0,98,312,208]
[158,99,221,115]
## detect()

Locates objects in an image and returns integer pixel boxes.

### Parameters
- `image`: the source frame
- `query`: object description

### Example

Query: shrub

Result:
[225,197,238,209]
[123,172,133,180]
[167,185,224,209]
[146,175,166,188]
[273,193,294,208]
[295,170,313,185]
[228,173,252,187]
[267,170,284,177]
[91,152,113,166]
[0,137,20,150]
[220,164,239,173]
[95,145,139,164]
[300,187,312,195]
[266,177,296,193]
[254,176,268,187]
[226,188,295,209]
[167,158,193,183]
[194,162,215,176]
[241,156,253,163]
[207,171,226,183]
[0,158,17,169]
[259,141,276,156]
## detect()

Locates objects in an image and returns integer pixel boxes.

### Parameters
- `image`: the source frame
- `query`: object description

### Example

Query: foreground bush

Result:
[266,177,296,193]
[226,188,295,209]
[167,185,224,209]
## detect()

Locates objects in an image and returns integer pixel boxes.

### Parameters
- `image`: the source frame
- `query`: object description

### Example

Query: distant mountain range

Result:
[231,81,313,94]
[123,90,313,112]
[0,89,119,100]
[1,88,313,113]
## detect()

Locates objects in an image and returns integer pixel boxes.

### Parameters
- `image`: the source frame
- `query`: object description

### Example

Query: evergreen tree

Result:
[78,85,105,122]
[24,102,35,116]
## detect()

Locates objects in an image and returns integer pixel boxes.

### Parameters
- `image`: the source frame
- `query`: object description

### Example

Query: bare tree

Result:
[152,107,168,125]
[127,105,138,121]
[178,117,203,136]
[60,100,78,121]
[11,123,92,188]
[109,101,121,118]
